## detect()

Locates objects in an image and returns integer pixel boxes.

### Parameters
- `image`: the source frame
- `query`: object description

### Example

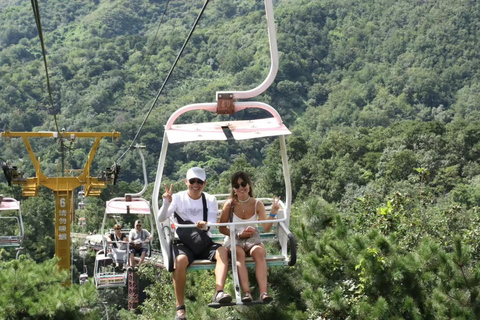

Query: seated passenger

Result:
[108,224,128,270]
[219,171,280,303]
[128,220,152,270]
[158,167,231,320]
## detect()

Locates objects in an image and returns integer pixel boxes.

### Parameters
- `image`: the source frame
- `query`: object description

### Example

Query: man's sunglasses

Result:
[232,181,248,189]
[115,228,122,230]
[188,178,204,185]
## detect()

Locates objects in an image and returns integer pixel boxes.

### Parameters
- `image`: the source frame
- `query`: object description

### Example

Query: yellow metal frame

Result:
[1,131,121,275]
[1,131,120,196]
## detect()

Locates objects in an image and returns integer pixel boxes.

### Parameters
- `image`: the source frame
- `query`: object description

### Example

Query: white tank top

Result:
[231,200,259,232]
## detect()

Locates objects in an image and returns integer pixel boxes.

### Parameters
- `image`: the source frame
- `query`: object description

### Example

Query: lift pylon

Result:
[1,131,121,277]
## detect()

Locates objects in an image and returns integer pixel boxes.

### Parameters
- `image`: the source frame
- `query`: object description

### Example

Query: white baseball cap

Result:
[186,167,206,181]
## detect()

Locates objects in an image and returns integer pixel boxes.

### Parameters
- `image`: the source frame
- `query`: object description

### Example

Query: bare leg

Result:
[215,246,229,292]
[234,246,250,293]
[129,252,135,268]
[139,251,146,266]
[250,245,268,293]
[173,254,189,317]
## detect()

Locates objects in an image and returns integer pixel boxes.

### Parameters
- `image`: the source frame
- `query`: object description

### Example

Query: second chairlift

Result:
[94,146,154,289]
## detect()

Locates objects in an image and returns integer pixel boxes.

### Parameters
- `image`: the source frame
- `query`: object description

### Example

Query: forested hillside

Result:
[1,0,480,318]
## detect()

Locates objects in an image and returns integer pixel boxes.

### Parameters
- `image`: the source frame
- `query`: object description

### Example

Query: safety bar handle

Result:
[278,222,297,266]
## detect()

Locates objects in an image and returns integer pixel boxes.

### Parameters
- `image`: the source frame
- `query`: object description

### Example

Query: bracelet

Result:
[269,213,277,218]
[236,232,242,239]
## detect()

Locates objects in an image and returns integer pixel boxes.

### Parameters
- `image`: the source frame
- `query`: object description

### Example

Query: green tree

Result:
[0,257,101,319]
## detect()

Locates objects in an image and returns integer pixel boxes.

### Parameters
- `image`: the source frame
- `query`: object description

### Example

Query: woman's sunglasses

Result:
[232,181,248,189]
[188,178,204,185]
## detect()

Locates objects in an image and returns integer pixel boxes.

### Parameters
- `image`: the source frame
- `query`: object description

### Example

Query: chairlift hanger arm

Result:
[216,0,278,100]
[125,146,148,198]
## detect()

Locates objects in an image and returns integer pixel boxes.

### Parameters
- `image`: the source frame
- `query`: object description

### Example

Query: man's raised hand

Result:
[163,184,173,203]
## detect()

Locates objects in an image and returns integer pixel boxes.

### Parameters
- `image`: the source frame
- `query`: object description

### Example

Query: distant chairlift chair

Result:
[0,195,25,259]
[94,146,154,289]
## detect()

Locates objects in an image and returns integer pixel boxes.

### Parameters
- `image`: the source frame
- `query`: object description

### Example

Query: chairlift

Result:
[0,195,25,259]
[80,265,89,285]
[152,0,296,307]
[79,245,88,259]
[94,146,155,289]
[78,189,85,210]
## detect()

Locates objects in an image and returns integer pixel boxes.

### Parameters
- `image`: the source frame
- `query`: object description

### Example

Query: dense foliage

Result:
[1,0,480,318]
[0,257,101,319]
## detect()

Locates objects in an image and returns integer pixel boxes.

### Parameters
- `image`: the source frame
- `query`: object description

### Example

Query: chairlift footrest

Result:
[208,300,271,308]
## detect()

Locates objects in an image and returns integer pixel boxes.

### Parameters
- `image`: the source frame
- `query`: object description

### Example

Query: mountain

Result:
[2,0,480,319]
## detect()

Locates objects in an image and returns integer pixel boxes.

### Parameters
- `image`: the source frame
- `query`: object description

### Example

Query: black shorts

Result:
[130,247,148,255]
[173,241,222,266]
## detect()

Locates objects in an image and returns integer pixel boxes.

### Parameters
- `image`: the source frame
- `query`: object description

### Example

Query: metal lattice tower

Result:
[128,271,139,311]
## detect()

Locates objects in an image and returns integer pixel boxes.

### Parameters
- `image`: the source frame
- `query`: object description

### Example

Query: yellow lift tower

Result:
[1,131,121,276]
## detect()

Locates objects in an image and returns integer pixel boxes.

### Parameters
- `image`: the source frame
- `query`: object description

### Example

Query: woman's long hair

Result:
[229,171,254,201]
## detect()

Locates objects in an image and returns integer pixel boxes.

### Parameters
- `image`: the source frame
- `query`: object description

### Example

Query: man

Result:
[158,167,231,320]
[128,220,153,270]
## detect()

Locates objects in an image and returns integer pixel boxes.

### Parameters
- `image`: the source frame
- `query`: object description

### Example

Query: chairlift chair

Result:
[152,0,296,307]
[94,146,155,289]
[0,196,25,259]
[80,265,89,285]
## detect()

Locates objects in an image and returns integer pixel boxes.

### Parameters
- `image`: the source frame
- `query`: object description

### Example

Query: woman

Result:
[219,171,280,303]
[107,224,128,270]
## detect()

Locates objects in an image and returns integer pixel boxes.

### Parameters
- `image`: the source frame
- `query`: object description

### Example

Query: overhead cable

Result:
[31,0,67,174]
[147,0,171,56]
[30,0,61,133]
[116,0,211,163]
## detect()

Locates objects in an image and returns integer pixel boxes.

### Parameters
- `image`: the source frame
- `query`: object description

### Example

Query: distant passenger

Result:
[108,224,128,270]
[128,220,152,270]
[219,171,279,303]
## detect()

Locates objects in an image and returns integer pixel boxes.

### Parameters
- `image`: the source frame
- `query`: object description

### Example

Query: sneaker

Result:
[127,266,133,271]
[260,292,273,303]
[241,292,252,303]
[212,290,232,304]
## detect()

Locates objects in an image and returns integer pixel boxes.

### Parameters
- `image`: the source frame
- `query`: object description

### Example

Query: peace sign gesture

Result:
[271,196,281,215]
[163,184,173,203]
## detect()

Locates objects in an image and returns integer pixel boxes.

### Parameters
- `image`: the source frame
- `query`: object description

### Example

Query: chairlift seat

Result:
[0,236,21,247]
[189,254,288,271]
[165,196,295,271]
